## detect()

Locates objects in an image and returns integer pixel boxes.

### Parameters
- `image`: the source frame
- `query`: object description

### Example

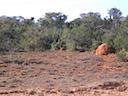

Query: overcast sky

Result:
[0,0,128,21]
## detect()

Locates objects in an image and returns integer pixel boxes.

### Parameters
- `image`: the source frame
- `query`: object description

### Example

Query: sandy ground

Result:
[0,51,128,96]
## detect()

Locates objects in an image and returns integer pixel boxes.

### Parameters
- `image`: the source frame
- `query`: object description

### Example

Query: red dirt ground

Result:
[0,51,128,96]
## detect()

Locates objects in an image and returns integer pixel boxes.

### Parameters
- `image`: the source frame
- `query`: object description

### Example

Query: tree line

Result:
[0,8,128,53]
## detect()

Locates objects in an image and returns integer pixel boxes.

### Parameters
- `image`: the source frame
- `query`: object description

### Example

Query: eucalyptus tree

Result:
[108,8,122,31]
[38,12,67,29]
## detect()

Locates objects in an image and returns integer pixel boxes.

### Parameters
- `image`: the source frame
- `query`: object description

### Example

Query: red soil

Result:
[0,51,128,96]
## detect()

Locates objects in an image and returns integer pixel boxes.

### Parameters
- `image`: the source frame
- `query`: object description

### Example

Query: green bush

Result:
[116,49,128,62]
[91,40,101,50]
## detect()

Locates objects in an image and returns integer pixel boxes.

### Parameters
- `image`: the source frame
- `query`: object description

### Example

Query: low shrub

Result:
[116,49,128,62]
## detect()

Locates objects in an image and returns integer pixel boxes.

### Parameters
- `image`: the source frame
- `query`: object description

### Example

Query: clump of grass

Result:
[116,49,128,62]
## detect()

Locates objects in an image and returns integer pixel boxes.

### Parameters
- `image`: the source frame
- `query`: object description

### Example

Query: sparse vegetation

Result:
[0,51,128,96]
[0,7,128,96]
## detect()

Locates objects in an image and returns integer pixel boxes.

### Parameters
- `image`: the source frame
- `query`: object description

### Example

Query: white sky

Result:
[0,0,128,21]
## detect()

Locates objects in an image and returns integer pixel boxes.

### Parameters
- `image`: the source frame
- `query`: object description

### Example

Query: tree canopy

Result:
[0,8,127,52]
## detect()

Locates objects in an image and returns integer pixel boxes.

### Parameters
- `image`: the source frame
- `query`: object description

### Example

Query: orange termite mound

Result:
[95,43,115,55]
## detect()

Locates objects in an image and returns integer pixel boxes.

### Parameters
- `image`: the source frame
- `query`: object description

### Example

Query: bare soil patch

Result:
[0,51,128,96]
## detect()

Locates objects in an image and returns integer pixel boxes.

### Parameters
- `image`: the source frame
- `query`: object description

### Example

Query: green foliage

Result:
[108,8,122,20]
[91,40,101,50]
[38,12,67,29]
[113,16,128,51]
[103,35,115,48]
[63,24,94,51]
[116,49,128,62]
[0,16,23,51]
[36,34,53,51]
[0,9,127,53]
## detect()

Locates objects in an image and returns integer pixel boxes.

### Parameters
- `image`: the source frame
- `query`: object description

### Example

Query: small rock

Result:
[117,85,128,92]
[99,81,122,89]
[84,56,103,61]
